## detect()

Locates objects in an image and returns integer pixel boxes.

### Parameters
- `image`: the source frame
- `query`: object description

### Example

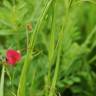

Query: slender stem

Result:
[30,70,36,96]
[45,1,55,96]
[48,0,55,85]
[26,29,29,53]
[0,65,5,96]
[48,1,70,95]
[82,26,96,47]
[17,0,53,96]
[89,55,96,64]
[48,24,64,96]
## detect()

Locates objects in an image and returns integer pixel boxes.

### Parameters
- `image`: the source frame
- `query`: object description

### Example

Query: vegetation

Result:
[0,0,96,96]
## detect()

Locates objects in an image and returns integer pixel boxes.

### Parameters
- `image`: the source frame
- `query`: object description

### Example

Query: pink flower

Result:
[6,49,21,65]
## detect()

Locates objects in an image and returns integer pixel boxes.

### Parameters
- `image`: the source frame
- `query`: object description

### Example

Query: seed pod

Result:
[26,22,32,31]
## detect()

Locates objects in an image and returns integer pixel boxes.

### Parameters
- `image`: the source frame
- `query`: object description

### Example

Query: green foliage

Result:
[0,0,96,96]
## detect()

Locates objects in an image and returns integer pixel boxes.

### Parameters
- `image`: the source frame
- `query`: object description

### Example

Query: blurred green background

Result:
[0,0,96,96]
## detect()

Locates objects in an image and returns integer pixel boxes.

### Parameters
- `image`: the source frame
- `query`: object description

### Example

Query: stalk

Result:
[48,0,55,86]
[48,0,71,95]
[45,1,55,96]
[17,0,54,96]
[48,23,64,96]
[0,66,5,96]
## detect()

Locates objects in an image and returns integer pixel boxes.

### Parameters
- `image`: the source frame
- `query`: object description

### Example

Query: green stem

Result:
[17,0,53,96]
[48,25,64,96]
[0,66,5,96]
[48,1,70,95]
[82,26,96,47]
[45,1,55,96]
[48,0,55,85]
